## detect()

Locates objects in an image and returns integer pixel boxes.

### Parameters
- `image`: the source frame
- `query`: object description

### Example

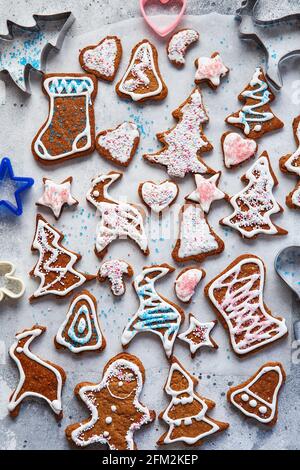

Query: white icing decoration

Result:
[259,406,267,414]
[111,405,117,412]
[55,293,104,353]
[97,122,139,165]
[230,365,284,423]
[227,68,275,135]
[207,256,288,355]
[33,76,95,161]
[222,154,284,237]
[37,178,77,219]
[291,186,300,207]
[121,265,182,358]
[105,416,112,424]
[175,268,204,303]
[178,317,216,356]
[99,259,131,296]
[187,172,225,213]
[86,172,148,256]
[144,88,212,178]
[8,327,64,416]
[141,181,178,213]
[118,41,163,101]
[103,431,109,437]
[195,53,228,87]
[241,393,249,402]
[69,357,153,450]
[167,29,199,65]
[82,37,118,78]
[249,399,257,408]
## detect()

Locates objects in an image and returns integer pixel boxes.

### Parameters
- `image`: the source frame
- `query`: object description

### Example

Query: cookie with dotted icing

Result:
[221,132,258,169]
[195,52,229,89]
[96,122,140,167]
[279,116,300,209]
[167,28,199,67]
[139,180,179,213]
[97,259,133,296]
[79,36,122,81]
[116,39,168,103]
[205,254,288,356]
[55,290,106,354]
[227,362,286,426]
[174,267,205,303]
[65,352,155,450]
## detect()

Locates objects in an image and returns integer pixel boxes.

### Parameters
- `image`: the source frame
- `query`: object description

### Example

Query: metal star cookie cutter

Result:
[0,11,75,94]
[236,0,300,89]
[274,246,300,340]
[0,261,25,302]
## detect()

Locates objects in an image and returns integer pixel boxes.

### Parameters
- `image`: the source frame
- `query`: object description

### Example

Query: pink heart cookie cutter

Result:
[140,0,187,37]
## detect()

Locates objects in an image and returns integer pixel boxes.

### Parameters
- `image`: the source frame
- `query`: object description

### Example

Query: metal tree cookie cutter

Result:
[0,261,25,302]
[236,0,300,89]
[0,11,75,94]
[275,246,300,340]
[0,157,34,216]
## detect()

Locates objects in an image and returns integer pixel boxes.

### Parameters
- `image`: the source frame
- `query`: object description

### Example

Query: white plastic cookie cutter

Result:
[274,246,300,339]
[0,261,25,302]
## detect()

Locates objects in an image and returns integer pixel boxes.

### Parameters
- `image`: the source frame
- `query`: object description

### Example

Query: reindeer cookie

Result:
[79,36,122,81]
[8,325,66,419]
[65,353,155,450]
[86,171,149,258]
[121,264,184,358]
[97,259,134,296]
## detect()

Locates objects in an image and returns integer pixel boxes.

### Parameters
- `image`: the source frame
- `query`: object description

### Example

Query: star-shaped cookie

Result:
[37,177,78,219]
[186,172,226,213]
[178,314,218,358]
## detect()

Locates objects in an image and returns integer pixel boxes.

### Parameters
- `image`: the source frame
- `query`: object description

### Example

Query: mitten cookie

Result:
[157,357,228,446]
[195,52,229,89]
[139,180,179,213]
[221,132,257,169]
[178,314,218,358]
[279,116,300,209]
[8,325,66,419]
[167,29,199,67]
[116,39,167,103]
[65,353,155,450]
[79,36,122,81]
[55,290,106,353]
[32,73,97,165]
[205,254,288,356]
[226,67,283,139]
[174,267,205,303]
[96,121,140,167]
[121,264,184,358]
[227,362,286,425]
[97,259,133,296]
[36,177,78,219]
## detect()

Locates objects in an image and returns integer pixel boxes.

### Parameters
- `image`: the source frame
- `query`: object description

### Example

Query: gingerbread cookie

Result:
[144,87,215,178]
[174,267,205,303]
[195,52,229,89]
[139,180,179,213]
[172,204,224,263]
[97,259,133,296]
[186,172,227,214]
[178,314,218,358]
[221,132,258,169]
[228,362,286,426]
[30,214,94,301]
[116,39,168,103]
[157,357,229,446]
[221,152,287,238]
[65,352,155,450]
[226,68,284,139]
[8,325,66,419]
[167,29,199,67]
[279,116,300,209]
[36,177,78,219]
[55,290,106,353]
[121,264,184,358]
[86,172,149,258]
[32,74,98,165]
[79,36,122,81]
[205,254,288,356]
[96,122,140,167]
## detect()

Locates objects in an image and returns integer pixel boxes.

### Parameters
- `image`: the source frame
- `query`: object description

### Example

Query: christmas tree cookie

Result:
[157,357,229,446]
[279,116,300,209]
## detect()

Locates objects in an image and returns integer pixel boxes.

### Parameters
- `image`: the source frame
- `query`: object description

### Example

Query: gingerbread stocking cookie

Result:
[86,171,149,258]
[30,215,94,301]
[8,325,66,419]
[280,116,300,209]
[195,52,229,89]
[116,39,168,103]
[36,177,78,219]
[228,362,286,425]
[178,314,218,358]
[32,74,97,165]
[55,290,106,353]
[65,353,155,450]
[97,259,133,296]
[96,122,140,167]
[79,36,122,81]
[157,357,229,446]
[205,254,288,356]
[121,264,184,358]
[167,29,199,67]
[144,87,215,178]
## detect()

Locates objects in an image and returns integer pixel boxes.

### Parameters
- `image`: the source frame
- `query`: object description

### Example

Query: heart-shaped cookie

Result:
[0,261,25,302]
[139,0,187,37]
[79,36,122,81]
[222,132,258,169]
[96,122,140,167]
[140,180,179,213]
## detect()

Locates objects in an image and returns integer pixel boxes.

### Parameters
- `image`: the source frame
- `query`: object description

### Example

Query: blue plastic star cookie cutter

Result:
[0,157,34,216]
